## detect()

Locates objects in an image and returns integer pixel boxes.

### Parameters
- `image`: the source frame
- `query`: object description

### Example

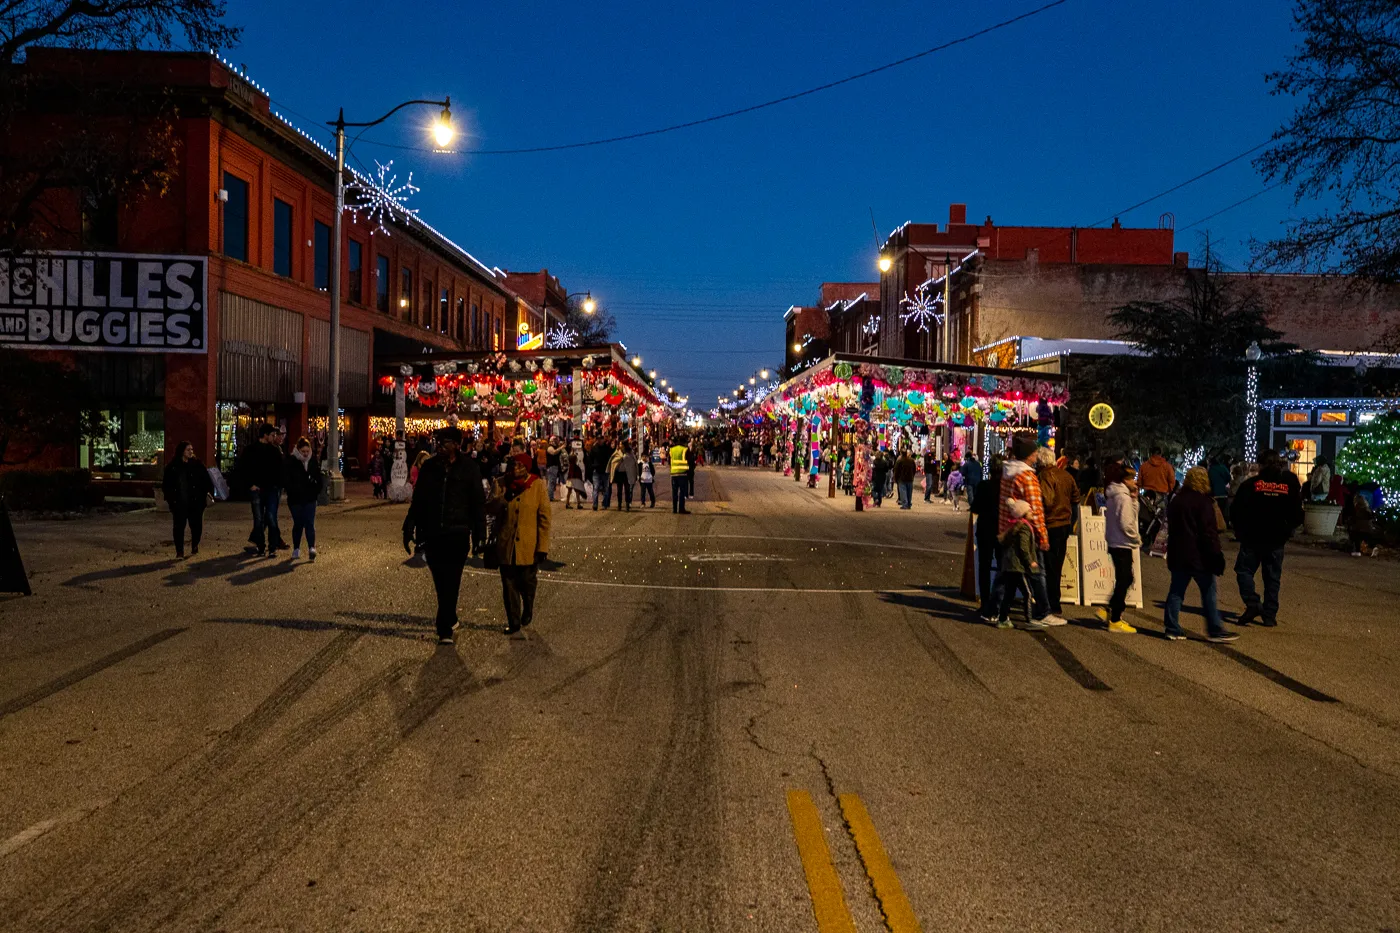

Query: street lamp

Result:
[327,96,452,501]
[632,355,643,367]
[792,341,802,353]
[1244,340,1262,463]
[567,291,596,314]
[749,377,756,385]
[878,254,893,273]
[649,369,657,379]
[760,369,769,379]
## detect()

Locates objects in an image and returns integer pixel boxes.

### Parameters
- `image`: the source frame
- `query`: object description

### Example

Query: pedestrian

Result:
[609,440,639,511]
[1209,454,1233,529]
[998,433,1062,626]
[922,447,940,502]
[945,466,964,510]
[1036,446,1079,616]
[237,423,286,557]
[410,449,430,487]
[1347,485,1381,557]
[589,434,613,511]
[871,449,891,507]
[972,456,1005,621]
[1306,456,1332,502]
[544,436,562,501]
[1163,466,1237,642]
[669,434,691,514]
[1097,457,1141,633]
[162,440,213,559]
[1230,449,1304,627]
[961,451,983,504]
[564,440,588,509]
[284,436,323,561]
[639,446,657,507]
[894,448,916,509]
[402,426,486,645]
[369,445,385,499]
[1139,445,1178,499]
[732,437,741,465]
[493,452,551,636]
[994,498,1042,629]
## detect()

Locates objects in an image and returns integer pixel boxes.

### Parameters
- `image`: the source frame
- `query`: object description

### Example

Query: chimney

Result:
[949,203,967,226]
[1173,251,1190,268]
[1111,218,1122,230]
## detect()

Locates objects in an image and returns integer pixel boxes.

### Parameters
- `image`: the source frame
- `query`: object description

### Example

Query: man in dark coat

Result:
[1164,467,1236,642]
[403,427,487,644]
[1229,450,1304,627]
[588,434,614,510]
[237,423,286,556]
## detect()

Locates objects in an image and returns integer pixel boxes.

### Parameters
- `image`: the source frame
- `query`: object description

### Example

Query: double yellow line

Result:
[786,789,923,932]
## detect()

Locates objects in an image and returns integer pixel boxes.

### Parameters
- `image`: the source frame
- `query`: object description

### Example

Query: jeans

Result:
[671,475,689,512]
[248,487,282,551]
[1235,543,1285,623]
[289,501,316,549]
[172,507,203,556]
[500,563,538,631]
[592,471,611,508]
[1164,569,1226,638]
[425,532,470,638]
[924,474,936,501]
[546,466,560,500]
[977,536,997,615]
[897,481,913,509]
[1045,525,1072,613]
[689,468,697,497]
[997,571,1050,622]
[1108,547,1135,622]
[614,478,633,509]
[872,482,885,507]
[639,481,655,507]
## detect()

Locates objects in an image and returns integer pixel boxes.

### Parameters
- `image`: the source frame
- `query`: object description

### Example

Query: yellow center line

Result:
[838,793,923,933]
[785,789,858,933]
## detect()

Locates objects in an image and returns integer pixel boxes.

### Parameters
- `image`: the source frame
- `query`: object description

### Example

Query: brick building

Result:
[3,49,528,487]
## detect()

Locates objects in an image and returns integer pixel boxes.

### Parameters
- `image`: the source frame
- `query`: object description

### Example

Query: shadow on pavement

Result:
[878,587,979,624]
[162,553,258,587]
[63,558,178,588]
[227,559,298,586]
[206,615,428,642]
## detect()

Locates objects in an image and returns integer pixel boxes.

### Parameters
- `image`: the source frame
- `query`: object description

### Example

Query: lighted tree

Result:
[1336,411,1400,511]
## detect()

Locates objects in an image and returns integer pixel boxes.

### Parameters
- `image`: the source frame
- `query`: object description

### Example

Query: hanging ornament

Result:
[522,380,538,394]
[960,396,977,410]
[494,391,511,406]
[343,160,419,235]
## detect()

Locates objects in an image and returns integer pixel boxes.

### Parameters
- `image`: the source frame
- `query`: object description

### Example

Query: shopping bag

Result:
[207,466,230,501]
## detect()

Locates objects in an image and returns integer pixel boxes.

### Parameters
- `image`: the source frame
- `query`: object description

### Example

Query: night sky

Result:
[223,0,1304,407]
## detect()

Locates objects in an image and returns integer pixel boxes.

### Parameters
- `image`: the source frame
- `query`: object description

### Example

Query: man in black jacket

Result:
[1230,450,1305,627]
[238,423,286,556]
[403,427,487,644]
[588,434,613,510]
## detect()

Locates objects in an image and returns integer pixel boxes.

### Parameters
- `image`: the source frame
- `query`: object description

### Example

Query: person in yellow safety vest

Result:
[668,436,691,515]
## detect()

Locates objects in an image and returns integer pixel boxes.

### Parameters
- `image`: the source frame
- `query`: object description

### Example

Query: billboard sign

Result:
[0,251,208,353]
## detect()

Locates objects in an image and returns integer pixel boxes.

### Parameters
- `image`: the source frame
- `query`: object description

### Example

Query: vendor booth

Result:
[757,353,1068,509]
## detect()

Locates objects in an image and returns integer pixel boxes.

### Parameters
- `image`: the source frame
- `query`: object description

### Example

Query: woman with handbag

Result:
[1163,466,1238,642]
[495,454,552,635]
[163,441,214,559]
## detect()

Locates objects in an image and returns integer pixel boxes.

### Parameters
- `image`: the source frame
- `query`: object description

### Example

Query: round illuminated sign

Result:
[1088,402,1115,430]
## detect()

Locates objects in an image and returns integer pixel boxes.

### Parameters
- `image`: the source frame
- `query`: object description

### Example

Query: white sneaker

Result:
[309,547,317,561]
[291,547,301,559]
[1040,614,1068,626]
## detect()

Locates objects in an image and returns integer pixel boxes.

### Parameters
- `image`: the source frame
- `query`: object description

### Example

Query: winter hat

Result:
[1185,466,1212,493]
[1011,433,1038,460]
[1007,498,1031,520]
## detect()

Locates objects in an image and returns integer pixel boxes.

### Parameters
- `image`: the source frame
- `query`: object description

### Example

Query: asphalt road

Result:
[2,466,1399,932]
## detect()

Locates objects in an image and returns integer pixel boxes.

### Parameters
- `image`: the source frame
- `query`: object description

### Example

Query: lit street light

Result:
[328,95,452,501]
[760,369,769,379]
[792,342,802,353]
[632,355,642,367]
[878,254,893,273]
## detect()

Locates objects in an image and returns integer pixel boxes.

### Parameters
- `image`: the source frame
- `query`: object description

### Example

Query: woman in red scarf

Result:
[495,453,551,634]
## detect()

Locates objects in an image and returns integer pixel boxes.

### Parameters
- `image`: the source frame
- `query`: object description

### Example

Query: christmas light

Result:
[545,325,579,348]
[899,284,942,333]
[1244,363,1259,463]
[1335,411,1400,514]
[344,160,419,235]
[861,315,881,337]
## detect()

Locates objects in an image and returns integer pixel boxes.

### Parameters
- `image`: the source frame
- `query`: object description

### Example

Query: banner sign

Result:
[0,251,208,353]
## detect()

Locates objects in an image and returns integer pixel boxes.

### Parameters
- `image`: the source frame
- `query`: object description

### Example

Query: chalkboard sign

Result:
[1078,513,1142,608]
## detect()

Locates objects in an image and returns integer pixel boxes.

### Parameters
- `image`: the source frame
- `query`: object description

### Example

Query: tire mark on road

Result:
[0,628,187,718]
[1028,631,1112,691]
[903,613,990,693]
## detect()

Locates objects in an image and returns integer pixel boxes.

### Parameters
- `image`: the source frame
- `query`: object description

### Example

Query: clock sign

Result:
[1088,402,1115,430]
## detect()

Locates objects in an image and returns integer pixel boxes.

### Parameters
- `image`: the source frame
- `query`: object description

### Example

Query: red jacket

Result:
[998,459,1048,552]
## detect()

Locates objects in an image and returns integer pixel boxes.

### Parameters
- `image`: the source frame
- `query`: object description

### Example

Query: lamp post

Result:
[1244,340,1262,464]
[325,98,453,500]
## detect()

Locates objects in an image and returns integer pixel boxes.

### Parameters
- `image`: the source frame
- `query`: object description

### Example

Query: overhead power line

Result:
[1179,180,1288,232]
[333,0,1069,156]
[1085,139,1273,228]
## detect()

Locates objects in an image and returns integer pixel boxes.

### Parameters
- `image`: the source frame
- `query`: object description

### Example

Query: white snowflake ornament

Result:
[344,160,419,235]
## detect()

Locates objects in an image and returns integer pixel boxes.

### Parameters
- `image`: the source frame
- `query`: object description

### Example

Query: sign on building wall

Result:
[0,252,208,353]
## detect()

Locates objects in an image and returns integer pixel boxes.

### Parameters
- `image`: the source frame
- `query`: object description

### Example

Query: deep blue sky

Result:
[224,0,1304,405]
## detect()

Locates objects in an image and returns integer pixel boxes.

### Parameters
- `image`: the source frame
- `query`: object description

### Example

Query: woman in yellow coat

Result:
[496,453,552,634]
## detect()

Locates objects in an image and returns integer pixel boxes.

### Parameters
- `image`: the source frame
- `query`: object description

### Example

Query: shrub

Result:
[0,469,104,511]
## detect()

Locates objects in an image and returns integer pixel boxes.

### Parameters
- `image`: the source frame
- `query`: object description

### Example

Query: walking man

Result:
[998,433,1063,626]
[922,446,940,502]
[403,426,486,645]
[589,433,614,510]
[1230,449,1304,627]
[1036,447,1079,615]
[894,448,916,509]
[669,434,691,514]
[239,423,286,556]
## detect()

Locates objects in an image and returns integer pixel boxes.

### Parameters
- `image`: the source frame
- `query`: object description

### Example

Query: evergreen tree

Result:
[1336,410,1400,512]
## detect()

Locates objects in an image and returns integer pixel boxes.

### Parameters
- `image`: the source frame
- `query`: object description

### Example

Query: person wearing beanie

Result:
[1097,456,1140,634]
[998,432,1063,626]
[994,497,1044,629]
[1229,449,1304,626]
[404,426,486,645]
[1163,466,1237,642]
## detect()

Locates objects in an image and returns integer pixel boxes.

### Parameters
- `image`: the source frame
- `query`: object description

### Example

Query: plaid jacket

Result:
[998,460,1049,552]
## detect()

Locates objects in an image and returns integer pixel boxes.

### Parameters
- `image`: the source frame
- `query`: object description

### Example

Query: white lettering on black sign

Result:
[0,252,207,353]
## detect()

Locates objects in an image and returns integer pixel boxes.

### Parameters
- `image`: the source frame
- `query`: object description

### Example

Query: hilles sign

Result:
[0,252,207,353]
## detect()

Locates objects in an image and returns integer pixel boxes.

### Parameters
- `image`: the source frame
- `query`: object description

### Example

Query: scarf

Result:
[292,447,311,469]
[505,453,536,498]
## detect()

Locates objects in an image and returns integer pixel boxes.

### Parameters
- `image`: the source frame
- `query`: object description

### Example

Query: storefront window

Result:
[215,401,279,473]
[1318,410,1349,425]
[1286,435,1319,483]
[81,407,165,480]
[1281,410,1311,425]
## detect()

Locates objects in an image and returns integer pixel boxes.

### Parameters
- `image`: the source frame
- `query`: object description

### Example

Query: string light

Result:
[344,159,419,235]
[1244,364,1259,463]
[544,325,579,348]
[899,284,942,333]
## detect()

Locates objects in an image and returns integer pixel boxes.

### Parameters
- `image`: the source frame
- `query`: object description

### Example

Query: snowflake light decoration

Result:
[545,326,579,349]
[899,285,942,333]
[344,160,419,235]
